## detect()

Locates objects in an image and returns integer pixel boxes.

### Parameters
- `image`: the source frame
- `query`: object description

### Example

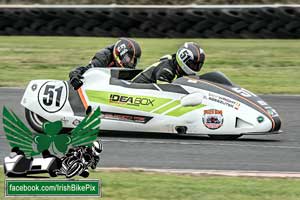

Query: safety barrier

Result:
[0,5,299,38]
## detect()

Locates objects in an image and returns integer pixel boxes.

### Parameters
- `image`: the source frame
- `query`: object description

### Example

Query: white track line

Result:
[102,138,300,150]
[1,5,300,9]
[0,136,298,150]
[97,167,300,178]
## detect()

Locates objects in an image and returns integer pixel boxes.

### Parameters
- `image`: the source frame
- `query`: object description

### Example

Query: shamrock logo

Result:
[2,106,101,158]
[34,121,71,154]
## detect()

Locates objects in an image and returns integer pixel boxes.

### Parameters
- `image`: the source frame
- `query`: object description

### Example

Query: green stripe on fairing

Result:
[166,104,206,117]
[86,90,206,116]
[86,90,171,112]
[153,100,181,114]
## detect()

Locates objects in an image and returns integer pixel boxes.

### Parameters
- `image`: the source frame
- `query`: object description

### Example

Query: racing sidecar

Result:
[21,68,281,140]
[4,149,60,177]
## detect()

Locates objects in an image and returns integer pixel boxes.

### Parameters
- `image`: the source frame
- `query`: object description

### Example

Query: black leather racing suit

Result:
[132,54,187,84]
[69,45,116,77]
[69,45,120,89]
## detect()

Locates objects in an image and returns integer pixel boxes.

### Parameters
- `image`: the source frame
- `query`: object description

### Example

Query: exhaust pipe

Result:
[175,126,187,134]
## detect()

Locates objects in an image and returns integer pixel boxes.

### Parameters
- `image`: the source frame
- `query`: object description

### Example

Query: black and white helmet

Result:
[92,140,103,156]
[175,42,205,75]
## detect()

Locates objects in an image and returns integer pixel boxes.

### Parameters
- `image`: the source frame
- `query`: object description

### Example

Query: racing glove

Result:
[158,68,175,83]
[70,73,84,90]
[69,66,89,90]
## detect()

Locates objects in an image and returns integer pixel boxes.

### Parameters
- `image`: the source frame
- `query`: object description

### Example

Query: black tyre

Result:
[49,170,58,177]
[25,108,72,133]
[66,162,83,178]
[25,108,47,133]
[80,170,89,178]
[209,135,242,140]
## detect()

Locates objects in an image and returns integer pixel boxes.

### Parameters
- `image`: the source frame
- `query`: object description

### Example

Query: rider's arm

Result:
[156,67,176,83]
[155,61,176,83]
[69,45,114,90]
[131,64,158,83]
[89,45,114,68]
[69,44,114,77]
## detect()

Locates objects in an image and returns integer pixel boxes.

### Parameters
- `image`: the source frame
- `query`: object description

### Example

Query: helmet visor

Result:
[186,59,203,72]
[122,54,139,69]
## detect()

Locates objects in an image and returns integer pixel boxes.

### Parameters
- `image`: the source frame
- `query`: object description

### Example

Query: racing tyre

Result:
[66,162,84,178]
[49,170,58,177]
[25,108,47,133]
[25,108,72,133]
[80,170,89,178]
[209,135,242,140]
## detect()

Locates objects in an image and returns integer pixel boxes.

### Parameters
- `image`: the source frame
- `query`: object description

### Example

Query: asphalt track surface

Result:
[0,88,299,172]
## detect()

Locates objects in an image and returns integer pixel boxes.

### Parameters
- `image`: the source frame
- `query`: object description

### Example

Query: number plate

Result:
[38,81,68,113]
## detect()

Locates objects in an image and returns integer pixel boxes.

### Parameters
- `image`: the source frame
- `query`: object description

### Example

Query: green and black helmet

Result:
[175,42,205,75]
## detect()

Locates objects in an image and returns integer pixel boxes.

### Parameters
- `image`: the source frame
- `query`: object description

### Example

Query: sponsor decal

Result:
[109,94,155,107]
[86,90,204,116]
[202,109,224,130]
[208,93,240,110]
[102,112,152,124]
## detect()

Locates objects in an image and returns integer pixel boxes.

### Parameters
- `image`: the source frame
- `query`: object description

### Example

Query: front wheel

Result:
[208,135,242,140]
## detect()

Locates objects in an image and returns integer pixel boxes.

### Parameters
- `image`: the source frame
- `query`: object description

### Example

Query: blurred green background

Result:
[1,36,299,94]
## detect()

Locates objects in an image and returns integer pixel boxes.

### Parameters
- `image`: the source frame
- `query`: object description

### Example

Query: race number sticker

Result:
[178,49,193,64]
[38,81,68,113]
[231,87,257,98]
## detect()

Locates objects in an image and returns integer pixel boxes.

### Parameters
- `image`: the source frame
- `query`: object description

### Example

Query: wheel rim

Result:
[29,111,44,129]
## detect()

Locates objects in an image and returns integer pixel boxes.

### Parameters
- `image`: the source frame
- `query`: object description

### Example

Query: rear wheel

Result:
[208,135,242,140]
[25,108,72,133]
[25,108,46,133]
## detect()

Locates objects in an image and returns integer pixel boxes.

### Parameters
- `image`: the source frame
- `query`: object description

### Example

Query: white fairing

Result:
[4,154,23,173]
[22,68,278,136]
[4,154,56,174]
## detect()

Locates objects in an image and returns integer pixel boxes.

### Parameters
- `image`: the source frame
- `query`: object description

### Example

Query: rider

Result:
[132,42,205,84]
[69,38,142,90]
[60,139,103,178]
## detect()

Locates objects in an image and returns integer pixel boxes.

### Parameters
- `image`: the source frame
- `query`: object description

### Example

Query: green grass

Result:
[1,170,300,200]
[0,36,299,94]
